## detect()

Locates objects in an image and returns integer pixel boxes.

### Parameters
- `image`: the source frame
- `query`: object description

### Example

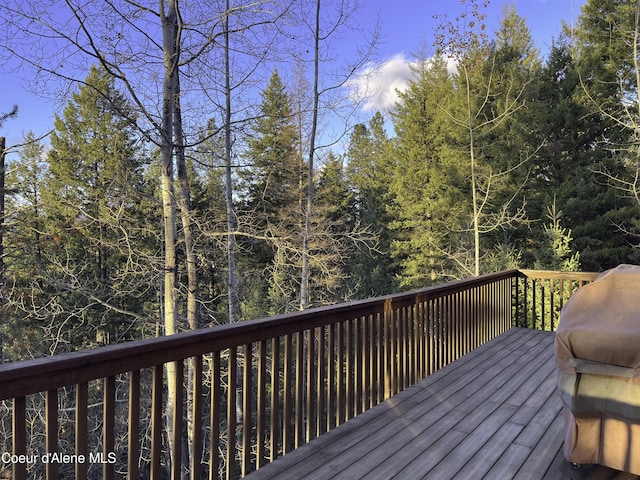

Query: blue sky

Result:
[349,0,584,113]
[1,0,585,157]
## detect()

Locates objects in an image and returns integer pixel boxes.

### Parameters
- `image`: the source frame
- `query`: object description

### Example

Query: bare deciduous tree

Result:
[434,1,537,276]
[298,0,380,309]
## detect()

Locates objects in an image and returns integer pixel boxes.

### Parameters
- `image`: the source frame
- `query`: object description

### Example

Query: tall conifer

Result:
[40,65,150,349]
[242,69,302,314]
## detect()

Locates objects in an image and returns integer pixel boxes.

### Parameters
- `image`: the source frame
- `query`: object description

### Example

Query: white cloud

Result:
[348,53,457,113]
[348,53,415,112]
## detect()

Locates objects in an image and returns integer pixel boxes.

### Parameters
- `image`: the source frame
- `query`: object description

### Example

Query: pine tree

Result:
[243,69,301,223]
[2,132,50,359]
[535,201,580,271]
[526,35,639,271]
[312,151,355,303]
[241,69,302,315]
[567,0,640,268]
[575,0,637,112]
[433,2,534,276]
[482,5,540,208]
[389,54,468,286]
[37,65,152,350]
[345,113,396,296]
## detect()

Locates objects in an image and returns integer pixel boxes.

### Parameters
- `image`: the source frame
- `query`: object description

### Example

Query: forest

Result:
[0,0,639,363]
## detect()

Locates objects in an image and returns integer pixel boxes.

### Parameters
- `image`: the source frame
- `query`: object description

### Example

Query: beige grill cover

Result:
[556,264,640,474]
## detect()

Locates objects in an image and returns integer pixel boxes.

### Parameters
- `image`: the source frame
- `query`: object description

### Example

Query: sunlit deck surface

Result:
[246,327,640,480]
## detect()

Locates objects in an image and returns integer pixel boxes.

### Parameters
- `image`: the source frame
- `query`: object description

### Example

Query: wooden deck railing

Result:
[0,269,596,479]
[516,269,599,331]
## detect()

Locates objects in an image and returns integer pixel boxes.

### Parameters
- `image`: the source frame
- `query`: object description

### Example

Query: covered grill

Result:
[556,264,640,474]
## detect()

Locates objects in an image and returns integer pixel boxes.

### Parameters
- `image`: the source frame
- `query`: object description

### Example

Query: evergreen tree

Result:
[437,4,533,276]
[483,4,541,225]
[243,69,301,224]
[37,65,153,351]
[568,0,640,268]
[575,0,637,112]
[389,54,468,286]
[527,35,639,271]
[391,4,541,283]
[345,113,396,296]
[535,201,581,272]
[241,69,302,315]
[312,151,355,303]
[3,132,49,359]
[6,132,46,274]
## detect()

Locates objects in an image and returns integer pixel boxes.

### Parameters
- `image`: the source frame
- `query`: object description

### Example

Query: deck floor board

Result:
[246,328,640,480]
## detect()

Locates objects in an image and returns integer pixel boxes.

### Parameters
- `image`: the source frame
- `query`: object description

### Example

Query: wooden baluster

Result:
[128,371,140,480]
[283,335,292,454]
[76,382,88,480]
[294,332,303,447]
[362,316,370,412]
[370,314,377,408]
[336,321,344,425]
[449,294,456,363]
[256,340,266,469]
[305,329,314,442]
[354,317,362,415]
[12,396,26,480]
[210,351,221,480]
[191,356,203,479]
[151,365,162,480]
[45,389,58,480]
[345,319,353,419]
[316,326,325,438]
[226,348,237,480]
[171,362,184,480]
[103,376,115,479]
[383,300,391,398]
[376,312,383,402]
[327,324,335,431]
[242,344,252,476]
[269,338,280,462]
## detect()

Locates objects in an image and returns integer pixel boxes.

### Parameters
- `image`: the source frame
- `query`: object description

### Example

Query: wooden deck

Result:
[246,327,640,480]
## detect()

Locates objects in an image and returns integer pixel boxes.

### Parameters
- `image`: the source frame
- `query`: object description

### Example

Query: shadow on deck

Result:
[246,328,639,480]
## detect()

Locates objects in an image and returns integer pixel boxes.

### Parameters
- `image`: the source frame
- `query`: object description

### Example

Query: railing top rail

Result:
[518,269,599,281]
[0,269,520,400]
